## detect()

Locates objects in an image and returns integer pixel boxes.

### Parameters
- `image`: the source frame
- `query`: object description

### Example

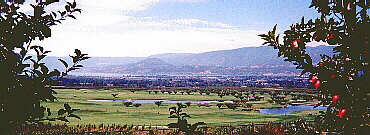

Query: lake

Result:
[88,99,326,115]
[88,99,233,104]
[259,105,327,115]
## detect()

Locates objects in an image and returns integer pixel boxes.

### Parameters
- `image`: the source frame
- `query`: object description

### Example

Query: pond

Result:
[88,99,233,104]
[259,105,327,115]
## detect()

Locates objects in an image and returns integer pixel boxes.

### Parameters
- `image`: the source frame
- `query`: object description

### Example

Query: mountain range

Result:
[43,45,335,76]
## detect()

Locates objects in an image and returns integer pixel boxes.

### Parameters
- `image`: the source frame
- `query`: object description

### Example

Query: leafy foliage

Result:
[167,103,206,135]
[0,0,88,133]
[259,0,369,133]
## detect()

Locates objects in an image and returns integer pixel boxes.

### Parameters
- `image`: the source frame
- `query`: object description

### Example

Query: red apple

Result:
[331,74,335,79]
[319,62,324,67]
[312,76,318,84]
[333,95,339,104]
[314,80,321,89]
[292,40,300,48]
[339,108,347,118]
[326,34,334,40]
[313,35,318,41]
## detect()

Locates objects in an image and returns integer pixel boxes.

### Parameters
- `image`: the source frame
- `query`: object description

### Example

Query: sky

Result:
[21,0,324,57]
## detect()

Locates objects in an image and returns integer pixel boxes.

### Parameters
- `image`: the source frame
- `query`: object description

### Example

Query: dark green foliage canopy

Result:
[259,0,369,133]
[0,0,89,133]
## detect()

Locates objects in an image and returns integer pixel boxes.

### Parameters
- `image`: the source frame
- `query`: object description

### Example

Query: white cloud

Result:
[159,19,233,29]
[162,0,208,3]
[77,0,159,12]
[306,41,329,47]
[28,0,265,57]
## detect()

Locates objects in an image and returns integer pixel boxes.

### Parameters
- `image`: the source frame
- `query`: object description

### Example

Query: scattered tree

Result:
[216,103,223,109]
[112,93,119,98]
[124,102,133,107]
[133,103,142,107]
[185,102,191,107]
[154,101,163,107]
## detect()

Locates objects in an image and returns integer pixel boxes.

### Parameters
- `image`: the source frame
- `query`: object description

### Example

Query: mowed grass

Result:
[42,89,320,126]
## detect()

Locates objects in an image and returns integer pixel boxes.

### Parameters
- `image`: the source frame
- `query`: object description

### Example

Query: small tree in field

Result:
[259,0,368,133]
[155,101,163,107]
[168,103,205,135]
[0,0,89,133]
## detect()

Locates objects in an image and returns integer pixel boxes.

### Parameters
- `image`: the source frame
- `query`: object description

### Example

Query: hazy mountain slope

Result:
[42,56,145,71]
[94,58,177,74]
[150,46,335,66]
[41,45,336,75]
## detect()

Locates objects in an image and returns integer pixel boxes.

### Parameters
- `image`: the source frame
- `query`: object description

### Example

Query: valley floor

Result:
[42,89,321,126]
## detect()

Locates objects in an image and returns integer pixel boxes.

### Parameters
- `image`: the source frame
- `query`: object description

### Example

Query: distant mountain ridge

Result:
[43,45,335,75]
[149,45,334,66]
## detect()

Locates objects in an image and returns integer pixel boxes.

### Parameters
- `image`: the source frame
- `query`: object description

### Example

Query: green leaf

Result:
[49,69,60,77]
[61,11,66,16]
[67,67,78,72]
[40,64,49,74]
[169,107,176,111]
[74,49,81,56]
[57,109,66,115]
[33,70,43,77]
[74,65,83,68]
[80,57,90,61]
[66,2,72,6]
[190,122,205,130]
[67,15,76,19]
[65,5,71,12]
[72,1,76,8]
[57,117,69,122]
[167,123,178,128]
[71,109,80,113]
[44,51,51,54]
[24,56,32,61]
[64,103,71,111]
[68,114,81,120]
[37,54,46,61]
[272,24,277,34]
[58,59,68,68]
[168,115,178,118]
[74,8,82,13]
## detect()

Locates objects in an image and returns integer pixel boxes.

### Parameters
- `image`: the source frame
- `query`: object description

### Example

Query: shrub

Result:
[123,102,133,107]
[133,104,141,107]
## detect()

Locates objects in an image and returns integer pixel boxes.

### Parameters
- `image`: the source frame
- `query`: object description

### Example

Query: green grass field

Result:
[42,89,321,126]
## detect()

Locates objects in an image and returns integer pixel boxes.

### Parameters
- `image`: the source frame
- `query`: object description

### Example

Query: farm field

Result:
[42,89,322,126]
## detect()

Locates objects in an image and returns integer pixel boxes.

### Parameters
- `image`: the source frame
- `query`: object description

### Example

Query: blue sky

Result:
[21,0,323,57]
[133,0,319,30]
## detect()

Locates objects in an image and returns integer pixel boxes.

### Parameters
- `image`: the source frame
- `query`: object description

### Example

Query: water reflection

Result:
[259,105,327,115]
[88,99,233,104]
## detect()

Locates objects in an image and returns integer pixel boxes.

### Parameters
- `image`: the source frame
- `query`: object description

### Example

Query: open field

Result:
[42,89,321,126]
